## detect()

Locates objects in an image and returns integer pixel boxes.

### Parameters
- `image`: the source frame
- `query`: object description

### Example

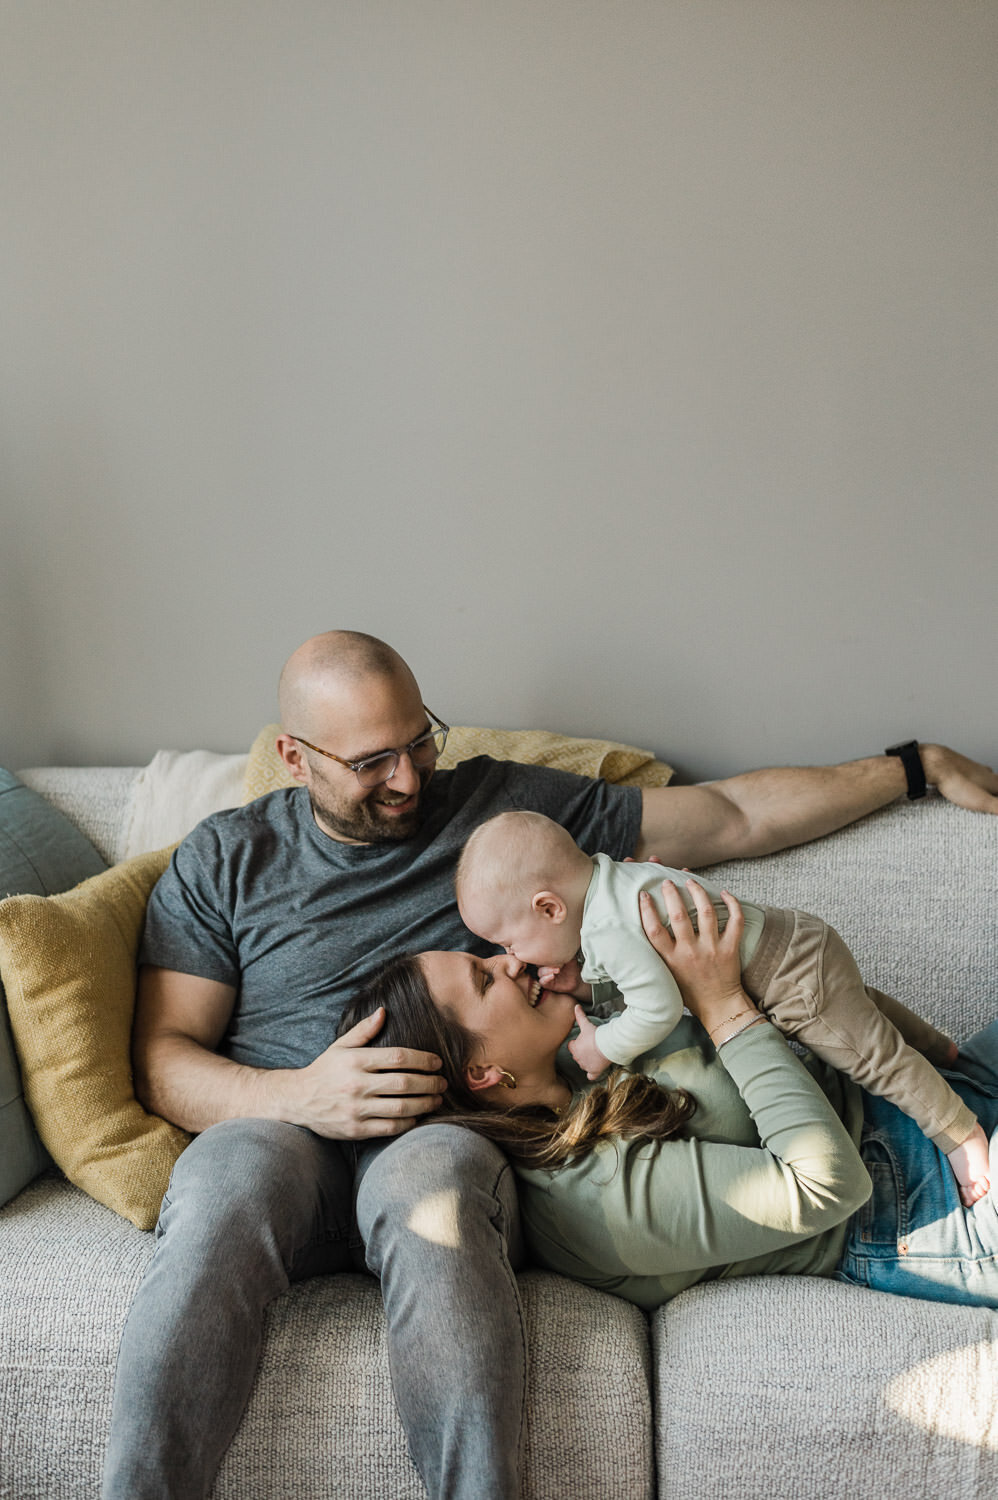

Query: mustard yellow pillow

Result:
[243,723,673,803]
[0,846,190,1230]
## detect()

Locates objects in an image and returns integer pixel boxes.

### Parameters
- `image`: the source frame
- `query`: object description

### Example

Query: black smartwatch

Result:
[885,740,927,799]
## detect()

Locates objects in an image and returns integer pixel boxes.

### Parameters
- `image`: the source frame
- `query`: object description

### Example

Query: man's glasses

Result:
[292,708,449,789]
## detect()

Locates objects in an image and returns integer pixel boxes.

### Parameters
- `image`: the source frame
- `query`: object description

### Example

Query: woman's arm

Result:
[520,884,870,1290]
[614,881,871,1269]
[523,1019,871,1291]
[587,1023,872,1277]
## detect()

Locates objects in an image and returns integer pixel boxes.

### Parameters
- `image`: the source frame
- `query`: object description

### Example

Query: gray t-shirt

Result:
[140,755,642,1070]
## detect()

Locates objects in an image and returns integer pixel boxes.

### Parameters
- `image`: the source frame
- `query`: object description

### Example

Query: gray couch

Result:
[1,761,997,1499]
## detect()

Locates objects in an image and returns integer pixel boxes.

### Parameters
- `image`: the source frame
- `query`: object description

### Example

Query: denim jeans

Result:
[102,1119,525,1500]
[837,1019,998,1306]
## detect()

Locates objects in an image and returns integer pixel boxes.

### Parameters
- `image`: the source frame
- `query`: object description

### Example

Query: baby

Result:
[456,809,991,1207]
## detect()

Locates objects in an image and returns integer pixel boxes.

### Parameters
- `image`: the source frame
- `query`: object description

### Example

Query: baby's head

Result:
[456,810,592,968]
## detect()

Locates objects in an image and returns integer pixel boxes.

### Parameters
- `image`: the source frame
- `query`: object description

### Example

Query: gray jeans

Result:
[101,1118,526,1499]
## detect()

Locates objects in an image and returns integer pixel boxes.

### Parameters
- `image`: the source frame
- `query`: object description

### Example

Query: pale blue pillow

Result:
[0,769,107,1206]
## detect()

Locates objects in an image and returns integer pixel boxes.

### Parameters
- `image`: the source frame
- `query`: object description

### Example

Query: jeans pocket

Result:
[855,1135,909,1249]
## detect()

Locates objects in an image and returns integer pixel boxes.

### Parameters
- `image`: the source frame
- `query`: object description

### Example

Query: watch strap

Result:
[885,740,927,800]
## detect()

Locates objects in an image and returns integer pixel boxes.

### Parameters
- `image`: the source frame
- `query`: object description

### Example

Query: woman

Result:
[340,877,998,1311]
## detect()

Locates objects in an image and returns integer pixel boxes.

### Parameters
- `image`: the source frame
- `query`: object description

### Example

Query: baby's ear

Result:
[531,890,567,925]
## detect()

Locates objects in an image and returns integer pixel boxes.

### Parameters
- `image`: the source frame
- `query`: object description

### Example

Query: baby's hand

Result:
[946,1123,991,1207]
[568,1006,611,1081]
[537,957,589,999]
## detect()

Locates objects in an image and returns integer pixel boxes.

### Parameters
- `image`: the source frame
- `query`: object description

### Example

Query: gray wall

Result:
[2,2,995,780]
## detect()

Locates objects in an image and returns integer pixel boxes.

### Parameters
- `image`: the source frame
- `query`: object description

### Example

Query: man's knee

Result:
[358,1122,513,1203]
[160,1118,344,1243]
[169,1115,314,1185]
[356,1124,523,1266]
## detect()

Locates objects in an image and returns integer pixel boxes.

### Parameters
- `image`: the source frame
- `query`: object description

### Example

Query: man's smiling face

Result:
[291,670,437,844]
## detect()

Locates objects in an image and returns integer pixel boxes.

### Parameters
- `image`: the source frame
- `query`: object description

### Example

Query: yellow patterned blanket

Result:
[242,724,673,803]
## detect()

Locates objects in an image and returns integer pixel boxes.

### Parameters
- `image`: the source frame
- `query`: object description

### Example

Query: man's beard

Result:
[307,768,433,844]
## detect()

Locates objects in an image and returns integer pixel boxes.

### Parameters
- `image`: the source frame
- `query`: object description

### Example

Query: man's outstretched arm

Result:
[633,743,998,869]
[132,965,446,1138]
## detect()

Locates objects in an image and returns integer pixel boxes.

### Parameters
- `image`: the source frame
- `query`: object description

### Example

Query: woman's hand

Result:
[640,878,761,1042]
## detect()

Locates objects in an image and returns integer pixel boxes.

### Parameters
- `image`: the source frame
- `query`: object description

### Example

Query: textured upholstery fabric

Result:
[0,769,107,1208]
[216,1270,651,1500]
[0,847,189,1229]
[0,1176,151,1498]
[15,766,140,866]
[1,1177,652,1500]
[518,1272,652,1500]
[698,796,998,1041]
[654,1276,998,1500]
[121,749,248,857]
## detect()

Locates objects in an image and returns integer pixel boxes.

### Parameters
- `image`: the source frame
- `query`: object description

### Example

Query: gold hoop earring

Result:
[496,1068,517,1090]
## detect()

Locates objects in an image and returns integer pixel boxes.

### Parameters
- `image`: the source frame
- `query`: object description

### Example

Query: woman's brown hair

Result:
[338,955,696,1170]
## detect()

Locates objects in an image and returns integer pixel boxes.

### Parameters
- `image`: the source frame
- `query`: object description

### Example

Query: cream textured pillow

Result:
[122,748,249,858]
[243,723,674,803]
[0,845,190,1230]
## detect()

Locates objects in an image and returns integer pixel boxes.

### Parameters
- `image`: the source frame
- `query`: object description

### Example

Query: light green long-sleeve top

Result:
[581,855,767,1066]
[515,1018,871,1311]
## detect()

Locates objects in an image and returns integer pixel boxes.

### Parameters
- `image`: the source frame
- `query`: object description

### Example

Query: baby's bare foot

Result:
[946,1124,991,1207]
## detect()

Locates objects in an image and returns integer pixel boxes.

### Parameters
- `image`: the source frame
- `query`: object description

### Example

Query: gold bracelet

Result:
[713,1015,767,1047]
[707,1007,757,1039]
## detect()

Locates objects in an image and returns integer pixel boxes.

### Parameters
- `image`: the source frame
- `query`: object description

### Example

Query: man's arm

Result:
[132,965,446,1139]
[633,743,998,868]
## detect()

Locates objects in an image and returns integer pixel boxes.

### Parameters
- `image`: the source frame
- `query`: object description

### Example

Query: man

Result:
[103,630,998,1499]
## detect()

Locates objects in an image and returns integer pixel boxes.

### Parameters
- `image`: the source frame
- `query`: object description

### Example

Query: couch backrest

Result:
[16,764,998,1044]
[700,795,997,1042]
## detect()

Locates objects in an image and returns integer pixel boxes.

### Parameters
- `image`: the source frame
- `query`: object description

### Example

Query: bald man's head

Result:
[275,631,437,844]
[278,631,418,740]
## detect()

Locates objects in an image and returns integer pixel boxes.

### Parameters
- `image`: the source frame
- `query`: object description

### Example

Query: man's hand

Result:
[133,969,445,1138]
[568,1007,611,1081]
[292,1007,447,1140]
[921,745,998,816]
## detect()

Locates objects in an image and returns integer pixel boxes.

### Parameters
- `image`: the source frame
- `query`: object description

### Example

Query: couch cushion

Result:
[699,796,998,1042]
[0,846,190,1230]
[219,1269,652,1500]
[121,749,249,858]
[0,768,108,1208]
[654,1274,998,1499]
[15,765,141,866]
[1,1175,653,1500]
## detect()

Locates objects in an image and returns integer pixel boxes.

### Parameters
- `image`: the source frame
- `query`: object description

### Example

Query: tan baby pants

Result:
[740,906,976,1154]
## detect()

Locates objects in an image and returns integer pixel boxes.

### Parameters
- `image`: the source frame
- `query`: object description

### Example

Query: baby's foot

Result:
[946,1124,991,1207]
